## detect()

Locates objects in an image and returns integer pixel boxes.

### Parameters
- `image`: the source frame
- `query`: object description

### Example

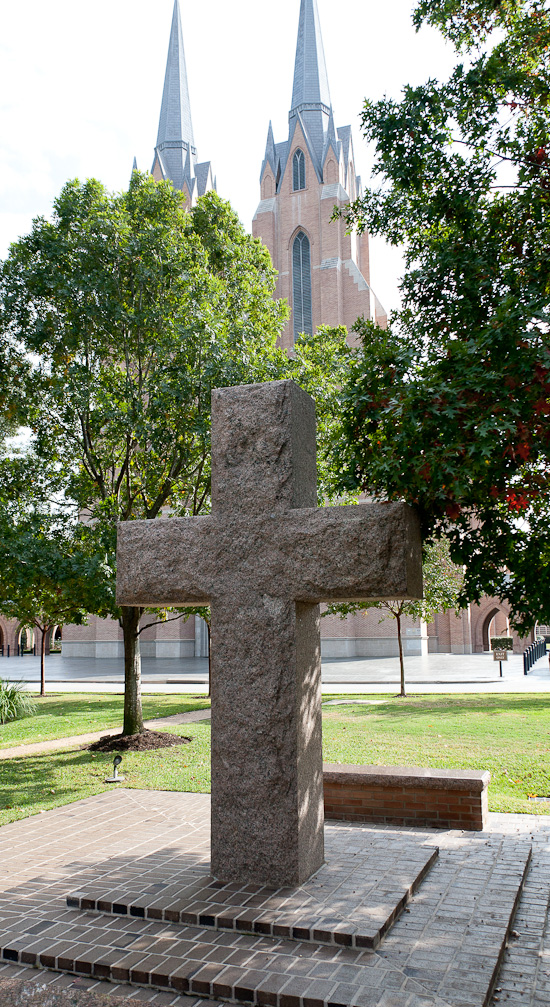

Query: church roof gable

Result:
[280,114,323,188]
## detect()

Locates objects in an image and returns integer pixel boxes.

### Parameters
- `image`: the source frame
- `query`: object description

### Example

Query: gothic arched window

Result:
[292,231,312,339]
[292,149,306,191]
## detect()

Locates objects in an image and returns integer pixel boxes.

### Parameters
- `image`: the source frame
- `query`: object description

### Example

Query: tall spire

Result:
[157,0,194,148]
[153,0,196,190]
[291,0,331,111]
[289,0,332,172]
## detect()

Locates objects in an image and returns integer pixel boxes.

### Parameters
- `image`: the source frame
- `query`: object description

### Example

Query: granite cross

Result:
[116,380,422,887]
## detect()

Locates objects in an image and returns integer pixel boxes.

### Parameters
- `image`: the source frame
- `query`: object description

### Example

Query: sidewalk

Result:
[1,652,548,694]
[0,708,212,761]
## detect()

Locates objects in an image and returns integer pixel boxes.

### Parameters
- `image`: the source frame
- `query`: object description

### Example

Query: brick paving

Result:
[0,792,548,1006]
[66,833,437,950]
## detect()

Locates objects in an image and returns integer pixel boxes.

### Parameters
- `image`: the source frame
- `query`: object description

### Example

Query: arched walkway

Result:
[481,607,502,652]
[471,599,513,653]
[49,626,62,653]
[17,625,35,655]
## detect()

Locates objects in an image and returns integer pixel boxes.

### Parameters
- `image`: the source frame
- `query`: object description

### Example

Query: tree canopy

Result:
[0,454,111,695]
[337,0,550,631]
[0,174,290,730]
[0,173,351,732]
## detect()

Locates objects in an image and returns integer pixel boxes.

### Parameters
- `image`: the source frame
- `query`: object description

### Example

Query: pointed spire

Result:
[327,107,336,144]
[322,107,338,160]
[291,0,331,113]
[183,144,192,185]
[132,156,138,172]
[150,0,215,200]
[264,121,277,175]
[289,0,332,175]
[157,0,194,149]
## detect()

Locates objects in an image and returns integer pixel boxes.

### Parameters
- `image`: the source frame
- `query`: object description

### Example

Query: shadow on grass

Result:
[0,750,115,817]
[329,694,550,720]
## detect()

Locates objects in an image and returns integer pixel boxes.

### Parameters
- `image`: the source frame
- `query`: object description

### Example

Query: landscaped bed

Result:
[0,693,210,747]
[0,693,549,826]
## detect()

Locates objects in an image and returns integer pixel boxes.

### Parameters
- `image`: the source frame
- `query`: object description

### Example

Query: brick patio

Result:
[0,790,549,1006]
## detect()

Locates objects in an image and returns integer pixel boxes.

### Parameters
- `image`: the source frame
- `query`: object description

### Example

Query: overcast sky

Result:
[0,0,456,313]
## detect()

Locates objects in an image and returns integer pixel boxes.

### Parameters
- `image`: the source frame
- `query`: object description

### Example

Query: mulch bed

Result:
[88,729,192,752]
[0,978,146,1005]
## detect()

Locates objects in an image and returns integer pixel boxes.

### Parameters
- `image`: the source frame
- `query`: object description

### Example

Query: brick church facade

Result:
[60,0,531,659]
[252,0,386,347]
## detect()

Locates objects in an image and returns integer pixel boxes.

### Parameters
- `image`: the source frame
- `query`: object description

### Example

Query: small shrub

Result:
[490,637,514,651]
[0,679,37,725]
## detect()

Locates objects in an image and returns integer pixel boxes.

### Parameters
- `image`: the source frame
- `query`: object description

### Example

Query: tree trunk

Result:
[122,606,144,735]
[40,626,47,698]
[396,612,406,697]
[207,622,211,698]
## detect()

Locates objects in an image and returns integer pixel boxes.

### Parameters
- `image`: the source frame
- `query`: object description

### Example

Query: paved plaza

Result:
[0,791,548,1006]
[0,652,548,694]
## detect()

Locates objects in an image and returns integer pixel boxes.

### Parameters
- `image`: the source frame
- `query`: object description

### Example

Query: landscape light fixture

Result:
[105,754,125,784]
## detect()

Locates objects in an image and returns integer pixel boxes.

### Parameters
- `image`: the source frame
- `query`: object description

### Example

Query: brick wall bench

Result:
[323,764,490,831]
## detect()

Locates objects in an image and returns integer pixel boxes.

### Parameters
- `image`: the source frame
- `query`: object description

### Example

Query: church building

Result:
[253,0,386,348]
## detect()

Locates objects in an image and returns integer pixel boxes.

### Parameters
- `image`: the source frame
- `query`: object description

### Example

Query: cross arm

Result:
[116,516,215,607]
[284,502,422,603]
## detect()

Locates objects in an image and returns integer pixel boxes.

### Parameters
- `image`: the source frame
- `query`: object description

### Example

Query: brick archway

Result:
[471,599,511,653]
[0,617,15,656]
[481,607,502,652]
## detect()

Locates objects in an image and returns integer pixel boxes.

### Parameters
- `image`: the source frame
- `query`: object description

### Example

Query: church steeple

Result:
[153,0,196,190]
[151,0,215,200]
[289,0,332,171]
[253,0,387,348]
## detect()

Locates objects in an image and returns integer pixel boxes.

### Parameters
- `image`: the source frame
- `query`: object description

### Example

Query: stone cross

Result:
[116,380,422,887]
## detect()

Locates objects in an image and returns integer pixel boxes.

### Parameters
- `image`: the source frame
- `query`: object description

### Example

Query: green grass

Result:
[0,693,549,828]
[322,693,550,814]
[0,693,210,748]
[0,722,212,827]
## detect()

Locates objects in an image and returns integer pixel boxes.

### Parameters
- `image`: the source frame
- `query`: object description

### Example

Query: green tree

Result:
[325,540,464,696]
[289,325,357,502]
[0,458,111,696]
[0,174,288,733]
[337,0,550,631]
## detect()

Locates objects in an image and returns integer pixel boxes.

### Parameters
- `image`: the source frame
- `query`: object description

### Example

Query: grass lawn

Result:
[0,693,549,828]
[0,693,211,748]
[322,693,550,815]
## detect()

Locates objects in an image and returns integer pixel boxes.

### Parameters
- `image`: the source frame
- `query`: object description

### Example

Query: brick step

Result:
[65,842,439,951]
[0,839,532,1007]
[379,839,533,1007]
[0,909,449,1007]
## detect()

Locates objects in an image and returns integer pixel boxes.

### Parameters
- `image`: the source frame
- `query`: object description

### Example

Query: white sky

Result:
[0,0,456,314]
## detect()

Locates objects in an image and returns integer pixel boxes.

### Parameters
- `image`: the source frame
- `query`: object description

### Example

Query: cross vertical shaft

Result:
[209,381,324,885]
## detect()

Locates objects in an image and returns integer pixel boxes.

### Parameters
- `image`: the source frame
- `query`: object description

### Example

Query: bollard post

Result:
[7,644,10,657]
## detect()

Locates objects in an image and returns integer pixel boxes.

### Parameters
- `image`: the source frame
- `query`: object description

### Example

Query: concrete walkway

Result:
[1,651,548,693]
[0,709,212,761]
